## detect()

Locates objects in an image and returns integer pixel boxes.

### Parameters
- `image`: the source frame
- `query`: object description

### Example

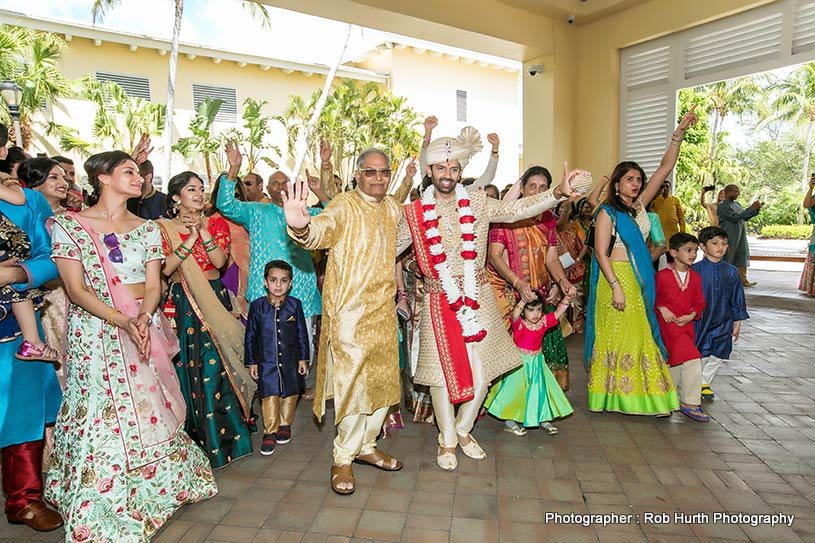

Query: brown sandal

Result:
[330,464,355,495]
[355,450,403,471]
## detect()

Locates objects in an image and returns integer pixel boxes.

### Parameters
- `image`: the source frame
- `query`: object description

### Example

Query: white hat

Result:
[425,126,483,169]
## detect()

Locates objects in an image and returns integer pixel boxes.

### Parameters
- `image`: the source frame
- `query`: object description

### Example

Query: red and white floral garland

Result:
[421,184,487,343]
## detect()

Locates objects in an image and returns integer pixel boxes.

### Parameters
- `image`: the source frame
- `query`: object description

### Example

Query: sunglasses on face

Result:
[359,168,392,179]
[103,232,123,264]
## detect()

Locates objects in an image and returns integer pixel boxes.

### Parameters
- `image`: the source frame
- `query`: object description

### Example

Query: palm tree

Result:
[240,97,280,171]
[90,0,271,184]
[765,62,815,195]
[0,25,72,149]
[697,76,762,181]
[172,97,223,182]
[49,76,166,157]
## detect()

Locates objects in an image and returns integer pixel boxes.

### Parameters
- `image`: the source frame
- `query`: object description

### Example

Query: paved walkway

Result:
[2,303,814,543]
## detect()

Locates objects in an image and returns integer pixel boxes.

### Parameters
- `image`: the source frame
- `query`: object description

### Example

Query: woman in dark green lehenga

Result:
[160,172,255,469]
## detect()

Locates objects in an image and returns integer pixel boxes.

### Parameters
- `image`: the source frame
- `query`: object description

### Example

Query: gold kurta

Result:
[398,187,565,388]
[289,190,401,422]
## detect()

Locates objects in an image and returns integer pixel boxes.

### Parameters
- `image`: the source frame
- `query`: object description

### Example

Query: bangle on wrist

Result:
[205,243,219,253]
[174,248,189,260]
[106,308,119,326]
[512,277,519,288]
[609,279,619,287]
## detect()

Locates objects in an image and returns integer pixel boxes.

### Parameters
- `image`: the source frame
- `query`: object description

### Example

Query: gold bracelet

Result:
[106,308,119,325]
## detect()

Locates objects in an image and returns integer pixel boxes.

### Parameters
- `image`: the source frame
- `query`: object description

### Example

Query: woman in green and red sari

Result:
[487,166,575,393]
[159,171,255,469]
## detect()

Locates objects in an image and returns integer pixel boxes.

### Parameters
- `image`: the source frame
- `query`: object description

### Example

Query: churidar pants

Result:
[332,406,389,465]
[668,359,702,406]
[429,345,489,447]
[261,395,298,435]
[2,439,44,514]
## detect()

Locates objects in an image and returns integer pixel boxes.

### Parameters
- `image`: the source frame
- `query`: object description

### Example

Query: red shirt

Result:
[655,267,705,366]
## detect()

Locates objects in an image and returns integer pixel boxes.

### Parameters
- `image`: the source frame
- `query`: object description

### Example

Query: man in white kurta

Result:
[399,127,590,470]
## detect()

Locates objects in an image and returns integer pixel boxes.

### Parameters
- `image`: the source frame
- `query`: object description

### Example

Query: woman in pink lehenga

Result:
[45,151,216,542]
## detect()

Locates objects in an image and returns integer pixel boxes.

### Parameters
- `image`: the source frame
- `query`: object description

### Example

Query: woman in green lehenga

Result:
[160,172,255,469]
[584,107,699,415]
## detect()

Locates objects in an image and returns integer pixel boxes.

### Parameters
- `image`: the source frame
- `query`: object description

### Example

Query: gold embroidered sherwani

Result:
[289,190,401,422]
[398,187,565,388]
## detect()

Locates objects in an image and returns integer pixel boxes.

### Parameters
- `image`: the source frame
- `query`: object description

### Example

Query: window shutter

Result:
[793,0,815,54]
[95,72,151,100]
[456,90,467,122]
[625,45,670,91]
[624,93,669,175]
[684,12,784,79]
[192,84,238,123]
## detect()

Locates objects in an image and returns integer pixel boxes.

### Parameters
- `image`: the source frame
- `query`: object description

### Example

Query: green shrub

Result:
[759,225,812,239]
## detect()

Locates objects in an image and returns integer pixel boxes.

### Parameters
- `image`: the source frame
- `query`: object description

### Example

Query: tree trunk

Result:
[800,117,815,224]
[707,111,722,181]
[161,0,184,191]
[204,152,213,185]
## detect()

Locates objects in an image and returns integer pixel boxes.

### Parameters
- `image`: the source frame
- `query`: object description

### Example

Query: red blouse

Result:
[162,214,231,272]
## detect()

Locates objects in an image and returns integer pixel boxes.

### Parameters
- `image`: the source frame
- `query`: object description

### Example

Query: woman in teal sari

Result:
[585,106,698,415]
[160,171,255,469]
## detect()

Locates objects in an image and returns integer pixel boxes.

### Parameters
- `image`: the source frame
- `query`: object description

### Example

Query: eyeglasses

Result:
[359,168,392,179]
[103,233,123,264]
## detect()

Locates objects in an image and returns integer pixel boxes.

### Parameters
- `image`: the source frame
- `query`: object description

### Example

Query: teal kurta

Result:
[717,199,759,268]
[0,189,61,449]
[216,175,322,317]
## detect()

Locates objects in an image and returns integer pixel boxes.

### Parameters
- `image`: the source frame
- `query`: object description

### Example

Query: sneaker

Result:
[260,433,277,456]
[542,422,558,435]
[701,385,715,402]
[277,426,292,444]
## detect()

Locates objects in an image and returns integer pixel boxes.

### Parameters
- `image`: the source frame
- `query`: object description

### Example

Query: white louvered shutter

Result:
[95,72,151,101]
[192,84,238,123]
[456,90,467,122]
[684,12,784,79]
[793,0,815,55]
[623,93,669,175]
[625,46,670,91]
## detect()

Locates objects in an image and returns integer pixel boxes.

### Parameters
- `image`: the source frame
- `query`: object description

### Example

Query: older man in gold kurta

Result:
[285,148,402,495]
[399,127,589,471]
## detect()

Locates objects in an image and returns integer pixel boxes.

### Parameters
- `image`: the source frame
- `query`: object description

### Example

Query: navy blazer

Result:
[245,295,309,398]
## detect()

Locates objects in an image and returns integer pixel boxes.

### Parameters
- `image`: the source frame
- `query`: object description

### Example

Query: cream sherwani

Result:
[289,189,401,464]
[397,186,564,445]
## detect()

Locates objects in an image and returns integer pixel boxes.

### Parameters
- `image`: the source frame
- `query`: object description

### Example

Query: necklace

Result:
[421,184,486,343]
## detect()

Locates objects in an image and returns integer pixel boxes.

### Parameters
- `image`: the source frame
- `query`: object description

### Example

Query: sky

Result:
[0,0,393,66]
[0,0,517,68]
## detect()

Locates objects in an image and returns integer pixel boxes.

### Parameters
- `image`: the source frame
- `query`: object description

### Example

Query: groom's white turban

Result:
[425,126,483,169]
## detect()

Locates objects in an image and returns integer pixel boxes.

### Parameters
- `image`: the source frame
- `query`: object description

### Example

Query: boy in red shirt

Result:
[655,233,708,422]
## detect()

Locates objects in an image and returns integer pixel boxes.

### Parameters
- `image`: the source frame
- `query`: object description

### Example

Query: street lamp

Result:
[0,81,23,146]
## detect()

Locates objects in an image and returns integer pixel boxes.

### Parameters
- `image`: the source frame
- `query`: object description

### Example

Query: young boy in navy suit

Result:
[245,260,309,456]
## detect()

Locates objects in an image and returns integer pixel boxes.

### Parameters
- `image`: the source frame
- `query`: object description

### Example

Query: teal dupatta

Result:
[583,204,667,368]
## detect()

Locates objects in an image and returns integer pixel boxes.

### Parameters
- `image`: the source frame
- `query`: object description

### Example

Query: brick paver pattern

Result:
[2,304,813,542]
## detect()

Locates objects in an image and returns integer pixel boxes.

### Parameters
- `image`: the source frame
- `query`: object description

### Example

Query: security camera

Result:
[527,64,545,76]
[567,14,575,24]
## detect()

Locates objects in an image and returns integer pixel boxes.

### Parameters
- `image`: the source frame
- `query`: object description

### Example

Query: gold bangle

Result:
[106,308,119,325]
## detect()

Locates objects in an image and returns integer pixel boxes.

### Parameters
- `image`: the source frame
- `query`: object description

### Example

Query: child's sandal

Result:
[15,340,62,364]
[679,406,710,423]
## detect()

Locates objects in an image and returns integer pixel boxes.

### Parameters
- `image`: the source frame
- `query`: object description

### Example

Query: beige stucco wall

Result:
[38,36,332,185]
[357,48,522,186]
